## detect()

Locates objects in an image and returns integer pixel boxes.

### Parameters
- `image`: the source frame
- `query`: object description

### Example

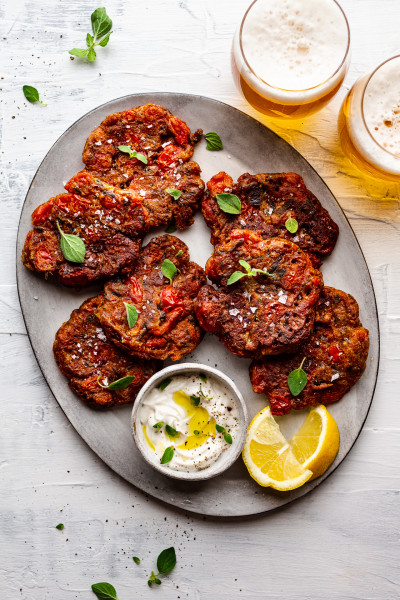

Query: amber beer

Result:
[232,0,351,119]
[339,55,400,180]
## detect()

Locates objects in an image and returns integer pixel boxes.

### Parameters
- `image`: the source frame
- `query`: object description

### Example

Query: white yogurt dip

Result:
[137,373,240,472]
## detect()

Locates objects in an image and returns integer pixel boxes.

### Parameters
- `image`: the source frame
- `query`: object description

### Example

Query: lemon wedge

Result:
[242,407,313,491]
[289,405,340,480]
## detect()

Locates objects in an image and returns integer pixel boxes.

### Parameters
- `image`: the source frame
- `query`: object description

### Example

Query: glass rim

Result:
[239,0,351,94]
[361,54,400,159]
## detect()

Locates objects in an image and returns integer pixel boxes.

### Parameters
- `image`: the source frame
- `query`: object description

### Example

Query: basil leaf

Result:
[160,446,174,464]
[118,145,133,156]
[159,378,172,391]
[190,395,200,407]
[97,375,135,390]
[193,430,200,436]
[161,259,177,284]
[153,422,164,431]
[98,32,111,47]
[216,424,225,434]
[205,132,223,151]
[165,424,178,437]
[124,302,138,328]
[157,547,177,574]
[55,523,64,530]
[135,152,148,164]
[133,556,140,565]
[56,221,86,263]
[285,216,299,234]
[69,47,89,57]
[154,578,162,585]
[175,250,183,257]
[165,223,177,234]
[166,188,182,200]
[87,46,97,62]
[288,358,307,396]
[227,271,246,285]
[23,85,46,105]
[238,259,252,273]
[216,193,241,214]
[199,373,207,383]
[91,7,113,41]
[86,33,94,47]
[224,432,233,444]
[91,582,118,600]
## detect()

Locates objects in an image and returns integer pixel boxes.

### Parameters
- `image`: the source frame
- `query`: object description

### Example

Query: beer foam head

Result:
[241,0,349,91]
[363,56,400,156]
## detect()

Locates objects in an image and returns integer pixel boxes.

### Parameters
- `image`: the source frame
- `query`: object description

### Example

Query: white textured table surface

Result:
[1,0,399,598]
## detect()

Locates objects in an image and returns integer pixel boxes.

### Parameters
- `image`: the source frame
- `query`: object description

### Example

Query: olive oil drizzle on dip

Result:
[138,374,240,472]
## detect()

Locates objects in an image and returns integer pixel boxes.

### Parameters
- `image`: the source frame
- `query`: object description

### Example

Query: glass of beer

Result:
[232,0,351,119]
[339,55,400,180]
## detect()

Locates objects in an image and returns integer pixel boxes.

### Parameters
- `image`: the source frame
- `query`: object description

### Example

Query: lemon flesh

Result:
[242,407,313,491]
[289,405,340,480]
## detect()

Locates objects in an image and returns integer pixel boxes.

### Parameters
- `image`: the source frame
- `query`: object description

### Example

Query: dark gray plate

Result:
[16,93,379,517]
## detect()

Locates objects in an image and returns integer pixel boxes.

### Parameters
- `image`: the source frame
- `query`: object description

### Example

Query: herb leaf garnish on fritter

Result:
[56,221,86,263]
[216,193,241,214]
[124,302,138,328]
[118,145,148,164]
[285,214,299,234]
[288,357,308,396]
[161,259,177,284]
[227,259,274,285]
[166,188,182,200]
[97,375,136,390]
[69,8,113,62]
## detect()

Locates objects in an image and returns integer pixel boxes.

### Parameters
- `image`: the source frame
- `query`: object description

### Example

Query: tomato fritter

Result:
[195,230,323,358]
[22,174,143,286]
[250,287,369,415]
[82,103,202,182]
[54,296,160,408]
[202,171,339,267]
[95,235,206,361]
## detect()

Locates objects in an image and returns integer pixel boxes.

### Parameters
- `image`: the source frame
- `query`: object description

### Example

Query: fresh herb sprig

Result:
[56,221,86,263]
[69,7,113,62]
[205,132,223,151]
[215,424,233,444]
[118,145,147,164]
[227,259,274,285]
[97,375,135,390]
[161,259,177,284]
[288,357,307,396]
[148,547,177,587]
[91,582,119,600]
[23,85,46,105]
[216,193,241,214]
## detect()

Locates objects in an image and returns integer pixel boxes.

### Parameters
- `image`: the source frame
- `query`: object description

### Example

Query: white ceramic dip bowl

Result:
[131,363,248,481]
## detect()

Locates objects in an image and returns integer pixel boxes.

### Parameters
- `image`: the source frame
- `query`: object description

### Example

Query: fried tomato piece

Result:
[195,231,323,358]
[22,174,143,286]
[95,235,206,361]
[249,287,369,415]
[82,103,202,183]
[54,296,160,408]
[203,171,339,267]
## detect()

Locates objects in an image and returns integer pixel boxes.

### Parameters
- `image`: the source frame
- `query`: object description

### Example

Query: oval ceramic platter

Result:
[16,93,379,517]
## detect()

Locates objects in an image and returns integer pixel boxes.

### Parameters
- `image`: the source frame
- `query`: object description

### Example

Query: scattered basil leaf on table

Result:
[148,572,161,586]
[56,221,86,263]
[97,375,135,390]
[161,259,177,284]
[23,85,46,105]
[159,378,172,391]
[288,357,307,396]
[91,582,119,600]
[166,188,182,200]
[157,546,177,574]
[216,193,241,214]
[55,523,64,530]
[205,132,223,151]
[153,422,164,431]
[160,446,174,464]
[118,145,148,164]
[285,215,299,234]
[124,302,138,328]
[165,424,179,438]
[132,556,140,565]
[69,7,113,62]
